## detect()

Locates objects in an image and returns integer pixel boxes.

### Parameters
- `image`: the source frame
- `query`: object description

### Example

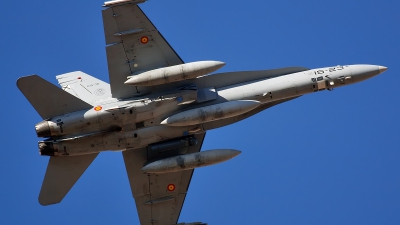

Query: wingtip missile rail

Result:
[103,0,146,7]
[124,61,226,86]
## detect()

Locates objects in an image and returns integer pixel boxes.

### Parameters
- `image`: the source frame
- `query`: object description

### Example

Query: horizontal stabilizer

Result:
[39,154,98,206]
[17,75,92,119]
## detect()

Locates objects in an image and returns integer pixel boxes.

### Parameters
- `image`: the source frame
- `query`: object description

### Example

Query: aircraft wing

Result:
[122,133,206,225]
[102,3,184,99]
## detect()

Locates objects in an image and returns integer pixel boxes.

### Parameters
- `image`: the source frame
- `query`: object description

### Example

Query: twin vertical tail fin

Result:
[17,75,100,205]
[56,71,112,105]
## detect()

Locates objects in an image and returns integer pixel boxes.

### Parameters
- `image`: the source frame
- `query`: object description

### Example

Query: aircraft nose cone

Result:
[379,66,388,74]
[351,64,386,83]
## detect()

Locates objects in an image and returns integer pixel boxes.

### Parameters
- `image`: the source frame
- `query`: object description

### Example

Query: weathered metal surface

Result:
[35,120,51,138]
[37,125,202,157]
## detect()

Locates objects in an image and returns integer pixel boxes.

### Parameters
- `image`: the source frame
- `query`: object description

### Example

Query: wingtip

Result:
[16,75,39,88]
[38,195,61,206]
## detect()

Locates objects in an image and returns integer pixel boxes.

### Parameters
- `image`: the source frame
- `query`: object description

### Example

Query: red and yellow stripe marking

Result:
[94,106,102,111]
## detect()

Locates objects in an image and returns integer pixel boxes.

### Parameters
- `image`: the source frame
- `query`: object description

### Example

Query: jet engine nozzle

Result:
[39,141,58,156]
[35,121,51,137]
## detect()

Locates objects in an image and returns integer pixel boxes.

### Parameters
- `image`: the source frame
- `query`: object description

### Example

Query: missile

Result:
[141,149,241,174]
[124,61,226,86]
[103,0,146,7]
[161,100,261,126]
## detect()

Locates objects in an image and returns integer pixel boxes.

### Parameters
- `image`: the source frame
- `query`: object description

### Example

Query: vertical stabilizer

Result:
[56,71,112,104]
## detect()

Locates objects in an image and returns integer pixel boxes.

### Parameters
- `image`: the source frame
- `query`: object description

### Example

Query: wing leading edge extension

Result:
[122,133,206,225]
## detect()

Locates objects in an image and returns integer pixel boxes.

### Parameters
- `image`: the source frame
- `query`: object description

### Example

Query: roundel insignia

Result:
[94,106,102,111]
[140,36,149,44]
[167,184,175,192]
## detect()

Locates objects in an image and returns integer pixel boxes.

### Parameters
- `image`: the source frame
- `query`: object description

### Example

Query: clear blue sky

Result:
[1,0,399,224]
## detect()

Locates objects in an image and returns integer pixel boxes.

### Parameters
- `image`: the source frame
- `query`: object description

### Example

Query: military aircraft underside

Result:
[16,1,387,224]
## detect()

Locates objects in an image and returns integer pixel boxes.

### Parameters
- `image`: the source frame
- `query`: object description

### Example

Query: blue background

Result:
[1,0,399,224]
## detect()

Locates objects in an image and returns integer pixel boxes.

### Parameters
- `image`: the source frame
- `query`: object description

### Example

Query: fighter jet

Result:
[16,1,387,225]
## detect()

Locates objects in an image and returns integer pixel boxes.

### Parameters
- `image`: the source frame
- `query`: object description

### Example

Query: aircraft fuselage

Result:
[36,64,386,157]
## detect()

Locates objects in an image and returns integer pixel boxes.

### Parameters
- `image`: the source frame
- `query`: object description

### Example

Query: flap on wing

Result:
[17,75,92,119]
[39,154,98,206]
[102,5,183,99]
[122,133,206,225]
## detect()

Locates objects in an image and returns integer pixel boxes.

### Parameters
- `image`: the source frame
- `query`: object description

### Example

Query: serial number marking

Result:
[314,66,344,75]
[87,83,100,87]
